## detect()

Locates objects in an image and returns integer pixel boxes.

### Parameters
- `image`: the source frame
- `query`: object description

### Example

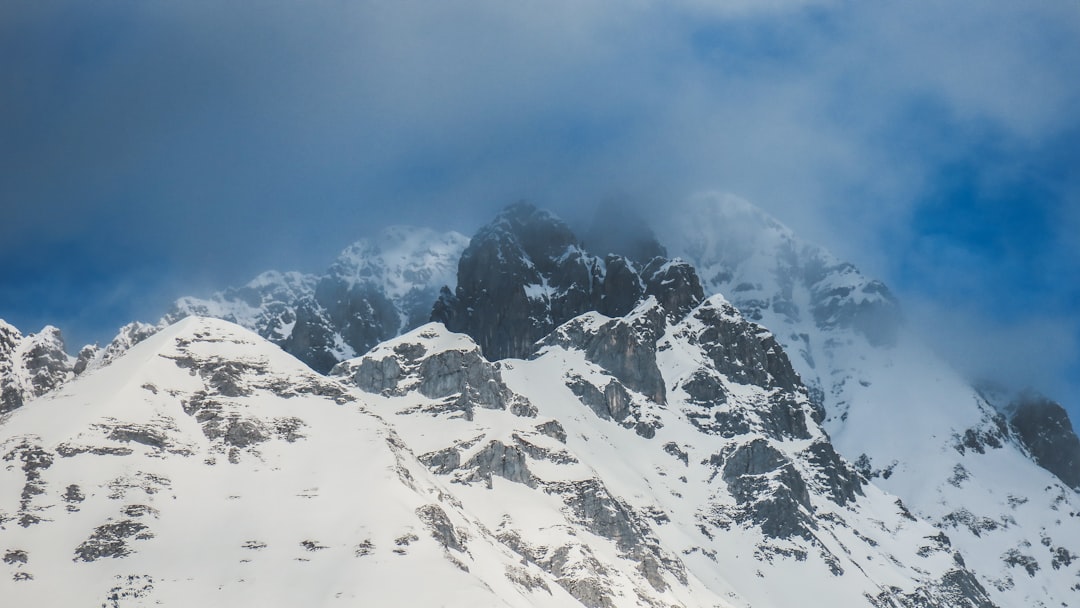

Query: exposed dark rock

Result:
[1009,393,1080,490]
[417,504,466,552]
[663,442,689,466]
[73,345,98,375]
[0,323,74,414]
[512,434,578,465]
[74,521,153,561]
[680,369,727,407]
[3,440,55,527]
[1002,548,1040,577]
[354,540,375,557]
[340,331,530,417]
[166,230,465,374]
[348,355,404,395]
[541,305,667,405]
[566,375,630,422]
[535,420,568,443]
[692,299,801,392]
[434,203,711,364]
[718,439,814,539]
[803,441,864,506]
[462,441,535,488]
[641,258,704,322]
[1051,546,1076,570]
[417,349,513,408]
[954,413,1010,456]
[282,297,342,373]
[869,568,998,608]
[598,256,644,318]
[419,446,462,475]
[683,298,819,438]
[549,478,647,552]
[434,203,603,360]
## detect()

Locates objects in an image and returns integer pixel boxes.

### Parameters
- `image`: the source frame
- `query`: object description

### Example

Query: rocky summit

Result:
[2,200,1079,607]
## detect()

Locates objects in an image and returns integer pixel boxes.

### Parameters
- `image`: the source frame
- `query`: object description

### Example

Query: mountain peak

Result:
[435,203,705,361]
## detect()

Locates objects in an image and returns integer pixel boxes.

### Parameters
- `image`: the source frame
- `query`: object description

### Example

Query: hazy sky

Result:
[2,1,1078,411]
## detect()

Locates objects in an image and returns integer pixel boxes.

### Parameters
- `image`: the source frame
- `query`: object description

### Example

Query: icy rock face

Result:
[0,320,75,414]
[168,227,468,373]
[433,202,702,361]
[1008,393,1080,490]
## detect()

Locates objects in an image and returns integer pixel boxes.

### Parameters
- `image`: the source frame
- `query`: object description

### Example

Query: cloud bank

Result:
[1,0,1077,409]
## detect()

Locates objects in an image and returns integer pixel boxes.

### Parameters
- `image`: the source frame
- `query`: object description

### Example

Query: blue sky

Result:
[1,0,1078,413]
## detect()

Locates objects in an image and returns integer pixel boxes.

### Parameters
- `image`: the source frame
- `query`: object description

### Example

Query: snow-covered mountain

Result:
[0,317,590,606]
[2,297,992,606]
[3,199,1079,606]
[657,193,1080,606]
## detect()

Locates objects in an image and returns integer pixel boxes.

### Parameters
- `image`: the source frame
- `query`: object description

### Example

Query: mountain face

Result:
[658,193,1080,607]
[3,199,1079,606]
[168,226,469,373]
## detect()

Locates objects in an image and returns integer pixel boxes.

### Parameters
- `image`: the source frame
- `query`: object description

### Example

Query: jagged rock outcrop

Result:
[433,202,703,362]
[0,320,75,414]
[331,323,534,420]
[539,302,668,405]
[1009,393,1080,490]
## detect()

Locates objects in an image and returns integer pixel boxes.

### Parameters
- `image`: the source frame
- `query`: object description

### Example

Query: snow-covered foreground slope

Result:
[659,193,1080,606]
[0,318,580,607]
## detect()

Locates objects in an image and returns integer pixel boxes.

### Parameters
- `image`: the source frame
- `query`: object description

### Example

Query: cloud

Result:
[1,0,1077,411]
[905,295,1080,407]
